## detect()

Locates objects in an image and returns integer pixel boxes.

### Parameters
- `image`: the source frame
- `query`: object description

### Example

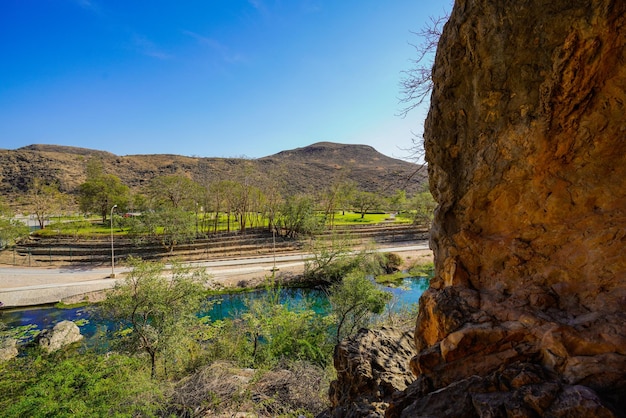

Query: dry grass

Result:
[166,360,331,417]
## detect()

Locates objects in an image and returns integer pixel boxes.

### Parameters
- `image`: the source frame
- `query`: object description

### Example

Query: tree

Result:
[227,161,266,233]
[337,180,357,216]
[231,181,264,233]
[27,178,64,229]
[399,12,449,167]
[79,174,130,221]
[388,189,407,214]
[321,176,356,228]
[129,208,196,252]
[240,283,333,367]
[304,232,357,283]
[101,257,209,379]
[409,191,436,227]
[0,199,28,248]
[276,194,321,238]
[145,175,206,238]
[351,190,382,219]
[328,272,392,343]
[207,180,228,233]
[398,14,448,118]
[146,175,202,210]
[261,181,284,234]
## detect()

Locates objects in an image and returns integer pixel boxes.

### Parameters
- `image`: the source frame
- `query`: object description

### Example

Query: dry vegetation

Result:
[167,360,330,417]
[0,142,425,203]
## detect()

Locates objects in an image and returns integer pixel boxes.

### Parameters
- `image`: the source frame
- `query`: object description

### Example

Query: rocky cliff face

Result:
[328,0,626,416]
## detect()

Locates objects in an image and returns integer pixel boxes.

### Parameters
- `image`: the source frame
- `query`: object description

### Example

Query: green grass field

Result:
[31,211,410,238]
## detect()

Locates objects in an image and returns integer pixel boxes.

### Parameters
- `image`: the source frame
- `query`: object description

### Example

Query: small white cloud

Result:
[74,0,94,8]
[182,30,246,64]
[72,0,102,15]
[133,35,172,60]
[248,0,265,12]
[300,0,321,14]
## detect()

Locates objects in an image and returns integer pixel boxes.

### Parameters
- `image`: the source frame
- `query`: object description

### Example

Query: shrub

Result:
[0,351,164,417]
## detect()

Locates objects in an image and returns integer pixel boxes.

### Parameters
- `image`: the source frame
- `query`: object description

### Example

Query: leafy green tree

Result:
[328,272,392,343]
[135,208,196,252]
[304,232,358,283]
[351,190,382,219]
[305,233,389,284]
[388,189,407,214]
[27,178,65,229]
[101,257,209,379]
[276,194,321,238]
[321,178,356,228]
[241,284,333,367]
[409,191,436,227]
[0,199,28,248]
[79,175,130,222]
[337,180,357,216]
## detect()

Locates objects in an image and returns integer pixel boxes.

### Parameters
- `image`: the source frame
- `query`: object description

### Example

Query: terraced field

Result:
[4,224,428,267]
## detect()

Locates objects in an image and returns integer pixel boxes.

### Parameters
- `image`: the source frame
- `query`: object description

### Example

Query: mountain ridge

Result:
[0,141,426,200]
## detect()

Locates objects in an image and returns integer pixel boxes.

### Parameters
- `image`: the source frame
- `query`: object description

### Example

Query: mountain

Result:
[0,142,426,199]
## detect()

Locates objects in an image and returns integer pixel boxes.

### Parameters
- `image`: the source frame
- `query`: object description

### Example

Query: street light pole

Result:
[110,204,118,278]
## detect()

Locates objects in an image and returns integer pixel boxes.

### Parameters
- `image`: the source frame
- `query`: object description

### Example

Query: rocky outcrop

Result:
[37,320,83,353]
[387,362,615,417]
[409,0,626,416]
[328,328,415,417]
[329,0,626,416]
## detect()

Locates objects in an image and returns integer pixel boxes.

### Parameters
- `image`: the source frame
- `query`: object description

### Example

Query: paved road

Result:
[0,242,430,307]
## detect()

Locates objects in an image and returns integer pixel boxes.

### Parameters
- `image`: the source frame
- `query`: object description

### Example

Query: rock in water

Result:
[38,320,83,353]
[329,0,626,417]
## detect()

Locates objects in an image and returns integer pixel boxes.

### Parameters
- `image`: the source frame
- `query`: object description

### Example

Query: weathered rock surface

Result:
[328,328,415,417]
[0,338,18,362]
[328,0,626,416]
[37,320,83,353]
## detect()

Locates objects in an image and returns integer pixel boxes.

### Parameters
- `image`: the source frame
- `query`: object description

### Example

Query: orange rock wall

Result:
[413,0,626,414]
[326,2,626,416]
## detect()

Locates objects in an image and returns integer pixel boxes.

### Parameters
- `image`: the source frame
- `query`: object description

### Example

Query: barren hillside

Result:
[0,142,425,200]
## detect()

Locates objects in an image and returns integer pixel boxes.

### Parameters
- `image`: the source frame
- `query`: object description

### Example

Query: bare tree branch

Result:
[397,14,448,118]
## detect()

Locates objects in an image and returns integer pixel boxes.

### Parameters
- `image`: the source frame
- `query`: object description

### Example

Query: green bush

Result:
[203,284,334,369]
[0,351,164,417]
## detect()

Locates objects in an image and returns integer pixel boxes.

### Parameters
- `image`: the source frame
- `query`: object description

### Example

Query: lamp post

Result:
[110,204,117,278]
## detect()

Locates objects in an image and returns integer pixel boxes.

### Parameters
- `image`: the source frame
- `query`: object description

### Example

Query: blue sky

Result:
[0,0,451,160]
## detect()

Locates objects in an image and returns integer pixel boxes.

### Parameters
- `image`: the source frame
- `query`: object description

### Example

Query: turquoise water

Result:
[1,277,430,345]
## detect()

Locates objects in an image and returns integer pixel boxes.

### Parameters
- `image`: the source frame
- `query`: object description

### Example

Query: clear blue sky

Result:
[0,1,451,160]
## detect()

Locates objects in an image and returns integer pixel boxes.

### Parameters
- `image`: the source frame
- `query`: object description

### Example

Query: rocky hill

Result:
[0,142,425,199]
[327,0,626,417]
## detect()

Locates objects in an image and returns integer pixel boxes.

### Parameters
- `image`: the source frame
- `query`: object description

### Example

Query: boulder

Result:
[38,320,83,353]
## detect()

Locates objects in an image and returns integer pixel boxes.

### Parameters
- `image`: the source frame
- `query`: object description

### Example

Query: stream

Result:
[1,276,430,347]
